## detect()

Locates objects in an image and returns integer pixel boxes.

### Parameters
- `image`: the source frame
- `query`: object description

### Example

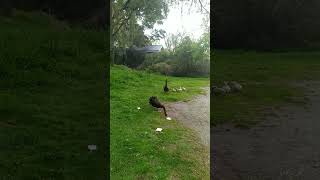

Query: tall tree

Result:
[214,0,320,49]
[111,0,169,48]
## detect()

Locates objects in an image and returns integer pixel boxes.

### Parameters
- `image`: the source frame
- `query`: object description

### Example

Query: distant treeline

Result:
[0,0,108,29]
[114,34,210,77]
[213,0,320,50]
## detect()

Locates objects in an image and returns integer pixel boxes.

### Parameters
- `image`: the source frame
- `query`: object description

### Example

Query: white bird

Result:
[182,87,186,91]
[178,87,183,91]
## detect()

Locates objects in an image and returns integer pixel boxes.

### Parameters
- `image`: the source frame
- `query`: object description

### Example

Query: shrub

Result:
[113,34,210,77]
[147,62,173,75]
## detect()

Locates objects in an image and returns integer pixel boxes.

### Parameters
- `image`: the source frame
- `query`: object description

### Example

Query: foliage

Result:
[111,65,209,179]
[166,0,210,15]
[212,51,320,127]
[111,0,169,48]
[0,0,107,28]
[140,49,172,69]
[147,62,173,75]
[0,12,107,179]
[142,33,210,77]
[110,0,210,65]
[164,33,184,53]
[214,0,320,50]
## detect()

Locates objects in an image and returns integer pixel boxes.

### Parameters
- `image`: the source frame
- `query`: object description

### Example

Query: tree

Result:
[164,33,184,53]
[111,0,211,65]
[111,0,169,48]
[214,0,320,50]
[111,0,210,48]
[0,0,13,16]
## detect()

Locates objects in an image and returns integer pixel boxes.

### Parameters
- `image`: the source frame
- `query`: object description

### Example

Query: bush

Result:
[137,36,209,77]
[139,50,171,69]
[114,47,145,68]
[147,62,173,75]
[114,34,210,77]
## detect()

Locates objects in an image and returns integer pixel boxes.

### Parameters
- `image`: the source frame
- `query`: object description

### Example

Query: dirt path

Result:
[213,81,320,180]
[166,87,210,146]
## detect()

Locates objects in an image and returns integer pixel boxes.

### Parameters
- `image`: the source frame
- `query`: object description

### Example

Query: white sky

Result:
[145,1,210,47]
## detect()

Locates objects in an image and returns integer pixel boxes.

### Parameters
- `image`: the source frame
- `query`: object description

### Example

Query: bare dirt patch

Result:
[166,87,210,147]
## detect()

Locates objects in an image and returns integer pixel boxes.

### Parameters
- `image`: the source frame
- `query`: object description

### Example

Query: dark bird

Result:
[163,79,169,92]
[228,81,242,92]
[211,86,226,96]
[149,96,167,116]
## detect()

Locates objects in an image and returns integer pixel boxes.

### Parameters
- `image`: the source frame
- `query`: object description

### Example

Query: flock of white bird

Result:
[171,86,187,92]
[211,81,242,96]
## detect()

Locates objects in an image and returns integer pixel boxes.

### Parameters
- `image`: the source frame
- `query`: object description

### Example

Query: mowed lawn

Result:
[212,50,320,127]
[0,12,107,179]
[110,65,210,179]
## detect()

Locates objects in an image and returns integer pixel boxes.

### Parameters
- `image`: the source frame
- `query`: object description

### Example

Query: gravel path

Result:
[212,81,320,180]
[166,87,210,146]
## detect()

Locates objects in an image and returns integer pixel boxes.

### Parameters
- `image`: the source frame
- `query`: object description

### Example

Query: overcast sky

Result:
[145,1,210,47]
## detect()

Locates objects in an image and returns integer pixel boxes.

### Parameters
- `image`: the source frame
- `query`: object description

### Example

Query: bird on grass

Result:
[164,79,169,92]
[211,86,226,96]
[149,96,167,116]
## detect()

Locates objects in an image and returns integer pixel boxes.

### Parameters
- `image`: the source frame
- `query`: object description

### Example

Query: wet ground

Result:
[212,81,320,180]
[166,87,210,146]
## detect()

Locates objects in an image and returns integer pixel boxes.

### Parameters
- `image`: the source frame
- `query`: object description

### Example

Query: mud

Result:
[166,87,210,146]
[212,81,320,180]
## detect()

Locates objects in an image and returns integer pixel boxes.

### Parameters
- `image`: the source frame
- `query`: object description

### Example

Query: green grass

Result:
[0,11,107,179]
[110,65,209,179]
[212,50,320,127]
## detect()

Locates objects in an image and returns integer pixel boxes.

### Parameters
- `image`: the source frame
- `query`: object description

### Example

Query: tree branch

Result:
[112,0,133,20]
[112,10,135,37]
[198,0,209,14]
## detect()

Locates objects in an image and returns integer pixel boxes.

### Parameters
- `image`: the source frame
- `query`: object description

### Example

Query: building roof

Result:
[143,45,162,53]
[132,45,162,53]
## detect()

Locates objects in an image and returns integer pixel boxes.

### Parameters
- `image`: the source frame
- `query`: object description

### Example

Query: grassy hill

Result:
[0,11,107,179]
[110,65,210,179]
[212,50,320,127]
